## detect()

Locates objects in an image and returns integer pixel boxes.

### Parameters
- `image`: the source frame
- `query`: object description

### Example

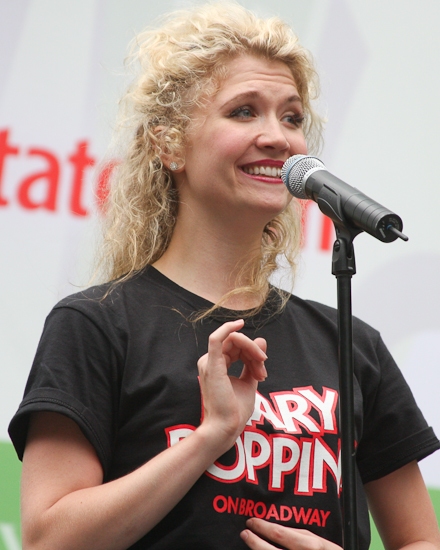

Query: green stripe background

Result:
[1,441,438,549]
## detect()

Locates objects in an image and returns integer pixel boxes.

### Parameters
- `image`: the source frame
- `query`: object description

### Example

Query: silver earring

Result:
[170,162,178,171]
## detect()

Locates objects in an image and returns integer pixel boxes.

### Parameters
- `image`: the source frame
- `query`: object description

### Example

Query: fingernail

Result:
[240,530,249,540]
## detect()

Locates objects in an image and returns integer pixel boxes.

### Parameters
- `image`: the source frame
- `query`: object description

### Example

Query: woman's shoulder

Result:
[53,278,131,318]
[53,267,163,313]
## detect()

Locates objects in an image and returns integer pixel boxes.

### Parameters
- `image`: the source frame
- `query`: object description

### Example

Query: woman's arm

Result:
[21,319,267,550]
[365,461,440,550]
[240,461,440,550]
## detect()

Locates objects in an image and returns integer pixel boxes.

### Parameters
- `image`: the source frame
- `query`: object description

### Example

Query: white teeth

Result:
[243,166,282,177]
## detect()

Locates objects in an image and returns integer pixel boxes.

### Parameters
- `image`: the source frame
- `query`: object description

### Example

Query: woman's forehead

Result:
[212,55,300,103]
[204,55,296,98]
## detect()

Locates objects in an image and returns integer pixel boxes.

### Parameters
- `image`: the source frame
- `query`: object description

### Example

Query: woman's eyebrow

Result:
[221,90,302,108]
[220,90,260,108]
[285,94,303,106]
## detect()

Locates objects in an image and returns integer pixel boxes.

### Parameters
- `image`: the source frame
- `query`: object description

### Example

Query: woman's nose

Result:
[255,118,289,151]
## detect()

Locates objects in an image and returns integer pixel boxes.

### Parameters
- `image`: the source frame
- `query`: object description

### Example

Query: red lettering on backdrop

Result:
[17,148,59,211]
[96,160,118,213]
[0,129,19,206]
[320,215,334,251]
[301,199,334,252]
[0,130,116,214]
[300,200,310,246]
[68,140,95,216]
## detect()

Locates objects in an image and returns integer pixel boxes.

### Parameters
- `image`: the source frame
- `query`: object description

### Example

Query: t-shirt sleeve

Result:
[355,334,440,483]
[8,304,122,477]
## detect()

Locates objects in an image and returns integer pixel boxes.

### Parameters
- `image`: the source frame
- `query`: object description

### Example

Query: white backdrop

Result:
[1,0,439,488]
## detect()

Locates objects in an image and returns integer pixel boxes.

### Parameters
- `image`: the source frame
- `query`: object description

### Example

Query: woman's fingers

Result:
[222,331,267,361]
[207,319,246,359]
[240,518,290,549]
[197,320,245,373]
[254,337,268,355]
[245,336,268,381]
[222,332,268,381]
[241,518,342,550]
[199,321,268,382]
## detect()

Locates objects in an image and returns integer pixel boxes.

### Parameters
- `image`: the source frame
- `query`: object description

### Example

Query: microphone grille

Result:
[281,155,326,198]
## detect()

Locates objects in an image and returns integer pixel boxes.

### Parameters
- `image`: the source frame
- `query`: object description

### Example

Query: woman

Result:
[9,3,440,549]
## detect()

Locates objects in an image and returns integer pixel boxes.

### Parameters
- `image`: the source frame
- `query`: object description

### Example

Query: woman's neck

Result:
[153,213,267,309]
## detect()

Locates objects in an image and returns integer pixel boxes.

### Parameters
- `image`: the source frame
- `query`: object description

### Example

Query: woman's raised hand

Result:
[197,319,267,451]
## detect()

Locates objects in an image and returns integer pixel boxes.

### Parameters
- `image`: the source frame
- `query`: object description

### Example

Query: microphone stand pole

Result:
[331,223,361,550]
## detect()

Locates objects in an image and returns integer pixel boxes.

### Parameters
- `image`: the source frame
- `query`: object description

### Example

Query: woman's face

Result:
[176,54,308,227]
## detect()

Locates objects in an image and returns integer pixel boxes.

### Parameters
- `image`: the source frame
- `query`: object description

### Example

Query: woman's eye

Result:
[284,113,305,127]
[229,106,254,118]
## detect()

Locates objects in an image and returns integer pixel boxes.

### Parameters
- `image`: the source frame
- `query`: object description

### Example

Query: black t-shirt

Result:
[9,266,440,549]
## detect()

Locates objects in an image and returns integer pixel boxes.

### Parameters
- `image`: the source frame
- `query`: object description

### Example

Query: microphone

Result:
[281,155,408,243]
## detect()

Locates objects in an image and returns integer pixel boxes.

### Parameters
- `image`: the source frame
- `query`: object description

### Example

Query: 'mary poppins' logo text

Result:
[166,386,341,496]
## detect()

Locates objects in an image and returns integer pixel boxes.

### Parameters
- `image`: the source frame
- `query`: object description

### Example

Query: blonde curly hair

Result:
[98,1,323,314]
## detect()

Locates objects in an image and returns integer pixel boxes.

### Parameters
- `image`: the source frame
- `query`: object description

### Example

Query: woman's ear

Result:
[153,126,185,172]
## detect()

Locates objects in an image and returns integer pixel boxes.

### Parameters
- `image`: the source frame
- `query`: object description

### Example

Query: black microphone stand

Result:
[331,221,406,550]
[306,180,363,550]
[331,222,362,550]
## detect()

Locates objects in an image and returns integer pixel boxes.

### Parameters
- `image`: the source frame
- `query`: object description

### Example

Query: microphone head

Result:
[281,155,326,198]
